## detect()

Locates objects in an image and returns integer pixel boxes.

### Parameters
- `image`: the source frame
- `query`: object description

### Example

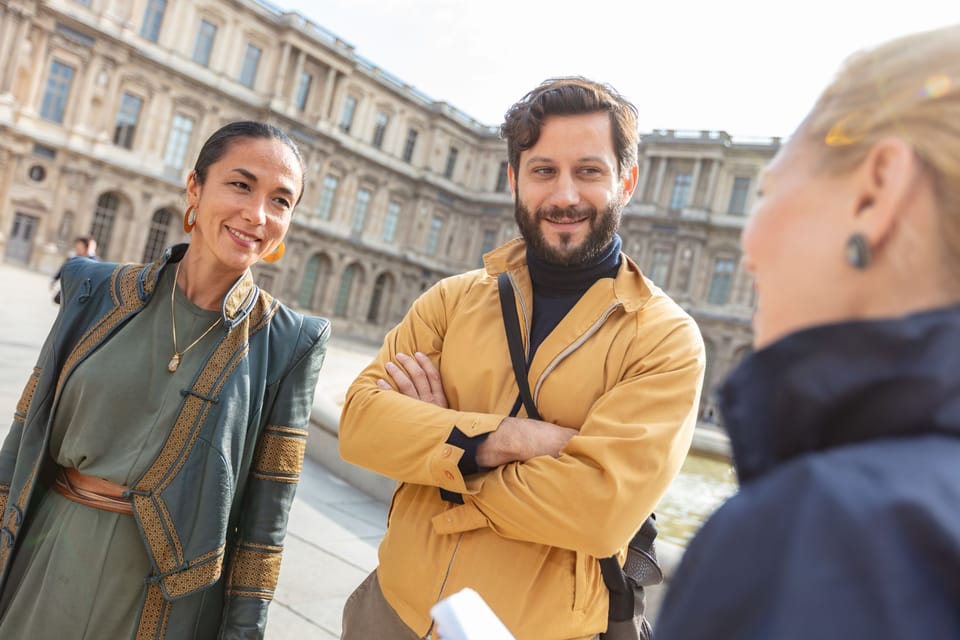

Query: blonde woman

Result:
[655,25,960,640]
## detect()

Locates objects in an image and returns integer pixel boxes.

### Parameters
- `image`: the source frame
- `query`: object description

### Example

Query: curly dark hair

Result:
[500,77,639,177]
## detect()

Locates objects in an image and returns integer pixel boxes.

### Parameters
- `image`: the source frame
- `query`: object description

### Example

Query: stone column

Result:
[705,159,720,212]
[651,156,667,206]
[637,155,651,202]
[291,48,305,105]
[0,8,22,93]
[24,29,51,115]
[320,68,337,123]
[273,42,291,98]
[689,159,702,208]
[70,55,102,136]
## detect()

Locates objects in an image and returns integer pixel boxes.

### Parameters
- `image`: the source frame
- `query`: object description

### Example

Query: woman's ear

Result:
[854,137,921,246]
[185,170,200,207]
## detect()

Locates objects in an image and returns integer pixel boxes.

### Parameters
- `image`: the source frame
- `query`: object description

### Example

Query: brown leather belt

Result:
[51,467,134,515]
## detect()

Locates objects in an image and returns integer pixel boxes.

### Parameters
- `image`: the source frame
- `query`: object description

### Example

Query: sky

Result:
[275,0,960,139]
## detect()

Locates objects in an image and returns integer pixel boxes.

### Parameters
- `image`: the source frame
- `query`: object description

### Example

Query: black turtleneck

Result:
[526,234,622,362]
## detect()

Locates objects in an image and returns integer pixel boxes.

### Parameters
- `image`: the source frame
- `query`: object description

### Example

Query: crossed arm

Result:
[378,351,576,467]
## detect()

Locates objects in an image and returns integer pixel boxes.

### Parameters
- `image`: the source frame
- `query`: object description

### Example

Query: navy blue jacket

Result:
[655,306,960,639]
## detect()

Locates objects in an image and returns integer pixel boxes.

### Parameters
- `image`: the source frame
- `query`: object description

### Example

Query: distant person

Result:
[655,24,960,640]
[338,77,705,640]
[0,121,329,638]
[50,236,96,304]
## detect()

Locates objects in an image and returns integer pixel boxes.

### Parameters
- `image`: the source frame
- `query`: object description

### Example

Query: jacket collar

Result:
[138,243,260,330]
[483,237,651,311]
[719,304,960,484]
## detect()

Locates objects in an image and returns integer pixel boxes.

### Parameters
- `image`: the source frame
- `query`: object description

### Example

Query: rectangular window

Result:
[140,0,167,43]
[372,111,389,149]
[425,216,443,255]
[113,93,143,149]
[382,201,400,242]
[727,176,751,215]
[495,161,509,193]
[352,188,371,232]
[444,147,459,179]
[40,61,75,124]
[402,128,418,162]
[239,43,261,88]
[163,114,195,169]
[708,258,736,305]
[295,71,312,111]
[32,144,57,159]
[669,174,692,210]
[192,20,217,66]
[317,175,339,220]
[649,249,672,286]
[340,96,357,132]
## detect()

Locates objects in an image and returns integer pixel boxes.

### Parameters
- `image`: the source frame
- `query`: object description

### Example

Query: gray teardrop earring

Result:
[845,233,871,270]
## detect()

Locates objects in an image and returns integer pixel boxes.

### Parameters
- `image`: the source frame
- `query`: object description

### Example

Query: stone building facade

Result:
[0,0,778,415]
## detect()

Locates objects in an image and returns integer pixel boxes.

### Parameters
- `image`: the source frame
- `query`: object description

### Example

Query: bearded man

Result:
[338,77,705,640]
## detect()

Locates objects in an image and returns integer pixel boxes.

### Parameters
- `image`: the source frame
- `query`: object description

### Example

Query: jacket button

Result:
[444,471,454,480]
[441,447,452,457]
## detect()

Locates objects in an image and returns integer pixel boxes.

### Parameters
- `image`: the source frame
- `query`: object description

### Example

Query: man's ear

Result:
[620,163,639,204]
[507,164,517,202]
[853,137,920,247]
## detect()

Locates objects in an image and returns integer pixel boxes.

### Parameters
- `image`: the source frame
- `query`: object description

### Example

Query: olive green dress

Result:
[0,266,225,638]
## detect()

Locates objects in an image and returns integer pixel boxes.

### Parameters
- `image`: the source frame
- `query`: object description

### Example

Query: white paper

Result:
[429,588,516,640]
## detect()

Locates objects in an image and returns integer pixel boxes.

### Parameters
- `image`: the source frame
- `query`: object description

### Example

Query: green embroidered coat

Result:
[0,244,329,639]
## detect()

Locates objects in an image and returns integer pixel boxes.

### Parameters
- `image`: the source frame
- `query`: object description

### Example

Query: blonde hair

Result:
[800,24,960,248]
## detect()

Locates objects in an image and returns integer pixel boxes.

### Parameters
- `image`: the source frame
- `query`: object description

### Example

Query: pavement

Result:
[0,260,385,639]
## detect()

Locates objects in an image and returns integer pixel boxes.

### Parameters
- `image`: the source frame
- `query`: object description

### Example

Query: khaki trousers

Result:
[340,569,610,640]
[341,570,422,640]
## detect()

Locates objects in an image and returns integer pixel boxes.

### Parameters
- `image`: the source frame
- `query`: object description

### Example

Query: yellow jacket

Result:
[339,238,705,639]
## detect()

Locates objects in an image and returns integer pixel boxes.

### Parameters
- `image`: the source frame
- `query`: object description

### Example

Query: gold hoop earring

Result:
[262,241,285,263]
[183,205,197,233]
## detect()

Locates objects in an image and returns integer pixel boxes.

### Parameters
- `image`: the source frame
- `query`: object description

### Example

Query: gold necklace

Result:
[168,262,222,372]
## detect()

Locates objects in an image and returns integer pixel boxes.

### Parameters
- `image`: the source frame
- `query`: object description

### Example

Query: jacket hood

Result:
[720,304,960,484]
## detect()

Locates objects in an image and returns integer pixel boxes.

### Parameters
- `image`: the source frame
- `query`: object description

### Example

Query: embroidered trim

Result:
[225,542,284,599]
[135,583,170,640]
[251,425,308,483]
[15,368,41,419]
[159,544,225,598]
[56,264,136,400]
[133,292,278,590]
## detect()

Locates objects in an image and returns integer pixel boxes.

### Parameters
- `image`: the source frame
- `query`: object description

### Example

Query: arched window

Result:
[91,193,119,258]
[334,264,357,317]
[142,208,172,262]
[299,255,321,308]
[367,272,392,323]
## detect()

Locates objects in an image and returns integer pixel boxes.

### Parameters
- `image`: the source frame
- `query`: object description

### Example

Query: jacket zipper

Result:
[534,301,622,402]
[427,532,464,637]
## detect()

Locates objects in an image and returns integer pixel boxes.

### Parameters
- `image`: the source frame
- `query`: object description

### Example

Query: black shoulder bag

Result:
[497,273,660,640]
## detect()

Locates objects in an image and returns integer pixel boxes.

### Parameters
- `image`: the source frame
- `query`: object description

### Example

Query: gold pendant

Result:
[167,353,181,372]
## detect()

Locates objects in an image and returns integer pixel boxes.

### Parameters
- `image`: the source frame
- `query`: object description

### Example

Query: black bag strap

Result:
[497,273,540,420]
[497,273,638,622]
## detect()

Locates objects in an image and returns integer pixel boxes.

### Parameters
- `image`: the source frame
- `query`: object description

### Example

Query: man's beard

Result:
[515,197,622,267]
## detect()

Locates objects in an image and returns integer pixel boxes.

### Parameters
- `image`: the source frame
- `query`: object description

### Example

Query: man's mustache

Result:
[537,206,596,222]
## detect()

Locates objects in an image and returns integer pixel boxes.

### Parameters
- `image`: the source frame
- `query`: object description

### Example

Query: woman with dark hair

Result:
[0,121,329,638]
